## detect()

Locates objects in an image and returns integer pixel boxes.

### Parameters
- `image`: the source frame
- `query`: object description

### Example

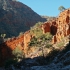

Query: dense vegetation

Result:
[29,22,53,48]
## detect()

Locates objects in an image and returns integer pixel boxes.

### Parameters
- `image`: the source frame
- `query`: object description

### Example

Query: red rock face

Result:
[41,9,70,43]
[41,22,51,34]
[23,31,34,54]
[55,9,70,43]
[0,34,24,66]
[0,31,34,66]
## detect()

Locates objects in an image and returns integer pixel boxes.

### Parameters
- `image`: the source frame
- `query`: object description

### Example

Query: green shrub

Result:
[12,45,24,60]
[38,32,52,41]
[45,43,52,48]
[29,22,53,48]
[29,37,38,46]
[18,32,24,37]
[56,41,65,47]
[30,22,43,38]
[29,32,52,48]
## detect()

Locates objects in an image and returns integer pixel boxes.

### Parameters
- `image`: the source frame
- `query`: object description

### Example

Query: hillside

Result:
[0,0,46,37]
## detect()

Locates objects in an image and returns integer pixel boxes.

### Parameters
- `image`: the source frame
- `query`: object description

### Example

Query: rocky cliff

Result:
[0,9,70,67]
[41,9,70,43]
[0,30,34,66]
[0,0,46,37]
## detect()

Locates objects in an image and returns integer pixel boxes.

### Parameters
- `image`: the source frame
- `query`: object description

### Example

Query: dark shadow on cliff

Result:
[0,42,13,67]
[12,41,70,69]
[50,23,57,35]
[0,39,70,69]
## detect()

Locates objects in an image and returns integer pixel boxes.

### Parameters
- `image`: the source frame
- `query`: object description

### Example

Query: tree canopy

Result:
[58,6,66,12]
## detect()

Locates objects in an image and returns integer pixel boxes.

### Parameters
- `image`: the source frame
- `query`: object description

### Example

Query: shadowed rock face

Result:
[1,42,70,70]
[0,0,46,37]
[0,34,24,66]
[0,30,34,66]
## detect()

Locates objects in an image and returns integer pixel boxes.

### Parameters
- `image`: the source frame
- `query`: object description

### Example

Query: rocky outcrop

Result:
[0,30,34,66]
[23,31,34,54]
[41,22,51,34]
[0,34,24,66]
[41,9,70,43]
[0,0,46,37]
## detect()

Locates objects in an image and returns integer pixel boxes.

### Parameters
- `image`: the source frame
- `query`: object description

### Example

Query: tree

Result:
[58,6,66,12]
[0,34,6,39]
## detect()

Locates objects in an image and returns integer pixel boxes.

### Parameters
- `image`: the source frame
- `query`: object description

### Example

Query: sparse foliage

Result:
[29,32,52,48]
[0,34,6,39]
[30,22,43,38]
[29,22,53,48]
[12,45,24,60]
[19,32,24,36]
[28,22,53,57]
[58,6,66,12]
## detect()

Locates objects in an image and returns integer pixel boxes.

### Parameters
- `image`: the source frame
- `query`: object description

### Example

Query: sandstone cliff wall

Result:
[41,9,70,43]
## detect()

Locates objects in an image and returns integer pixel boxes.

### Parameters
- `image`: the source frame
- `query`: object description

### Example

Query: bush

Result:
[18,32,24,37]
[12,44,24,60]
[30,22,43,38]
[38,32,52,41]
[29,22,53,48]
[56,41,65,47]
[29,32,52,48]
[45,43,52,48]
[29,37,38,46]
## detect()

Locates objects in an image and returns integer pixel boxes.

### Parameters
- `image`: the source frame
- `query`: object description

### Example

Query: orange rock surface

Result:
[23,31,34,54]
[0,30,34,65]
[41,22,51,34]
[41,9,70,43]
[0,34,24,65]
